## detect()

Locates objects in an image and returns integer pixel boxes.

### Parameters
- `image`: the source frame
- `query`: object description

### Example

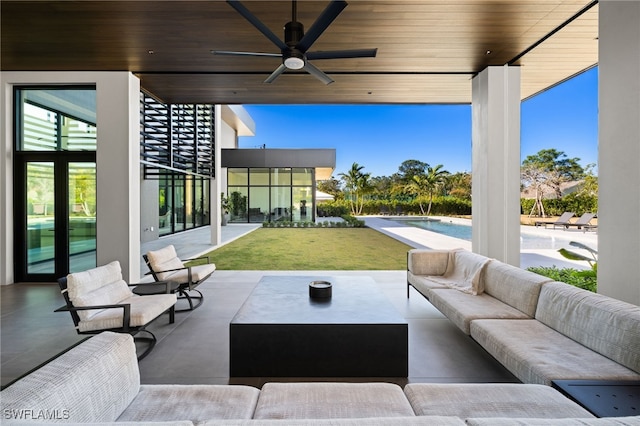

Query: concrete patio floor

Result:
[1,217,596,387]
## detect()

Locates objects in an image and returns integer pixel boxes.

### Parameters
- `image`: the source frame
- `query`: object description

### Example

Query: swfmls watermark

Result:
[3,408,70,420]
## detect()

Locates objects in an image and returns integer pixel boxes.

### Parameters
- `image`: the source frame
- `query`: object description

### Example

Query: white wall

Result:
[0,71,141,284]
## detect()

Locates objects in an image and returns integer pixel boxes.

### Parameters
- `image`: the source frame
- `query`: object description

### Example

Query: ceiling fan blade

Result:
[296,0,348,53]
[306,48,378,60]
[303,61,334,85]
[227,0,288,51]
[212,50,282,58]
[264,64,288,84]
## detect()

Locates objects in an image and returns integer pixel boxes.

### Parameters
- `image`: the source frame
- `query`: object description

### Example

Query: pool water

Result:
[391,218,571,250]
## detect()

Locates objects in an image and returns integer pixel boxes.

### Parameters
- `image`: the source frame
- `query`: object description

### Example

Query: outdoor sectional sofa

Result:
[407,248,640,385]
[3,331,639,425]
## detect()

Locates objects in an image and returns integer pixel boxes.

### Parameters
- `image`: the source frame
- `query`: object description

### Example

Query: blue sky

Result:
[239,67,598,178]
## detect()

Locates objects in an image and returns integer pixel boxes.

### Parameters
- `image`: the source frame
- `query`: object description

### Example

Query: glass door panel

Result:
[68,162,96,273]
[26,162,55,274]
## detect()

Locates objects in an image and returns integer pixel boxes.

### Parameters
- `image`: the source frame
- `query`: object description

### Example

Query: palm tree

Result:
[424,164,449,215]
[339,162,366,215]
[405,164,449,215]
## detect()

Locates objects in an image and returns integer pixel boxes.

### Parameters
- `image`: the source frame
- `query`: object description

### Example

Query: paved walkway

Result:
[141,216,597,274]
[140,224,260,277]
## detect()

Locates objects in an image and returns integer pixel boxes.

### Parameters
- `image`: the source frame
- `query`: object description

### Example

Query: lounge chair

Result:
[143,244,215,311]
[563,212,597,231]
[534,212,575,229]
[55,260,177,359]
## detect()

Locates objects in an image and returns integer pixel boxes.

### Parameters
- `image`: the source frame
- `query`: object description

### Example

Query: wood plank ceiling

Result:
[1,0,598,104]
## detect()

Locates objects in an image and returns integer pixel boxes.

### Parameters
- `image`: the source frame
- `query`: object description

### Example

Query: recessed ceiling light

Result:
[485,50,492,55]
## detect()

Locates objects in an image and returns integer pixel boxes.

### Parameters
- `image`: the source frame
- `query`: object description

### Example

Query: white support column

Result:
[95,73,141,282]
[471,65,522,266]
[598,0,640,305]
[210,105,223,247]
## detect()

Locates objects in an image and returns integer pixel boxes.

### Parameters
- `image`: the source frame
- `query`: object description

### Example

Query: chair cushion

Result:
[78,294,176,332]
[117,384,260,422]
[67,261,133,321]
[0,332,140,423]
[146,245,185,281]
[163,263,216,287]
[253,382,415,419]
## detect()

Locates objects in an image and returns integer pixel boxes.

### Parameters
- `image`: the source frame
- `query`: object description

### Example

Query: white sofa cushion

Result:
[202,417,466,425]
[117,384,260,422]
[466,417,640,425]
[253,382,415,419]
[482,261,552,317]
[67,261,133,321]
[407,249,450,276]
[535,281,640,373]
[470,319,640,385]
[428,289,530,334]
[0,332,140,423]
[403,383,594,419]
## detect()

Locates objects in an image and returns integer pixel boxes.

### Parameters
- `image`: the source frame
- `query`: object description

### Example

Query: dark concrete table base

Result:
[230,276,408,377]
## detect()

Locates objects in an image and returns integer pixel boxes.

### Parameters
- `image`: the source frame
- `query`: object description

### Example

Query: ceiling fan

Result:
[213,0,377,85]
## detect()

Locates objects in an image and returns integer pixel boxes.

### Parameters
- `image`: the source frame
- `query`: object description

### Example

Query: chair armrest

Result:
[55,303,132,331]
[182,255,210,265]
[128,281,173,293]
[147,266,189,274]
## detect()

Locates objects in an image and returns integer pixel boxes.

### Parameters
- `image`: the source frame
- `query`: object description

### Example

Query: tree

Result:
[404,164,449,215]
[521,162,549,217]
[317,177,343,199]
[397,159,428,182]
[445,172,471,200]
[577,163,598,197]
[522,148,585,199]
[339,162,371,215]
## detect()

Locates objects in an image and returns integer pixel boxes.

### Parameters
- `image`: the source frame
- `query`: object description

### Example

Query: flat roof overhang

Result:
[0,1,598,105]
[222,148,336,180]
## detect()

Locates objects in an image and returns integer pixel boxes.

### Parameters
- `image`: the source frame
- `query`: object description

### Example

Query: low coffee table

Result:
[230,275,408,377]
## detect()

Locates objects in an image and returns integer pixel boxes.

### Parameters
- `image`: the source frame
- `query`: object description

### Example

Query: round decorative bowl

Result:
[309,280,332,299]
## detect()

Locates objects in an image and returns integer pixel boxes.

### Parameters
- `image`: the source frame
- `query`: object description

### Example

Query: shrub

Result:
[527,266,597,292]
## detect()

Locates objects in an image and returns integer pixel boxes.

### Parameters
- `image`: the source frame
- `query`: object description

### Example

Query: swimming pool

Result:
[390,217,572,250]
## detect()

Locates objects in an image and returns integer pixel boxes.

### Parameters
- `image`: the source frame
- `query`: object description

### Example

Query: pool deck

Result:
[363,215,597,270]
[143,215,597,273]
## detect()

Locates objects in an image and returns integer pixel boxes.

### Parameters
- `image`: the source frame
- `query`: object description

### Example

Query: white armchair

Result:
[56,260,177,359]
[144,244,216,311]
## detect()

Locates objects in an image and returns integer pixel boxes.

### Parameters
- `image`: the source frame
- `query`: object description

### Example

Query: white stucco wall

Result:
[0,71,141,284]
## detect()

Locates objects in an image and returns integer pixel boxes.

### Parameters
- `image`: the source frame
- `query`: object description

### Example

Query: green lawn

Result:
[201,228,413,270]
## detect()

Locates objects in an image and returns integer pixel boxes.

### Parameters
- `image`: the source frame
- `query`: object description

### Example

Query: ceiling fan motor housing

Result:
[284,21,305,69]
[285,21,304,45]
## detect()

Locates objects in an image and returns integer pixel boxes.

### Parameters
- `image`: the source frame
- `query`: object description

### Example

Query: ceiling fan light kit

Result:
[215,0,377,85]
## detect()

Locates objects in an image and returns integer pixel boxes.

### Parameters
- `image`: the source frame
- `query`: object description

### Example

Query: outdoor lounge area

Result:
[2,223,639,423]
[2,0,640,423]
